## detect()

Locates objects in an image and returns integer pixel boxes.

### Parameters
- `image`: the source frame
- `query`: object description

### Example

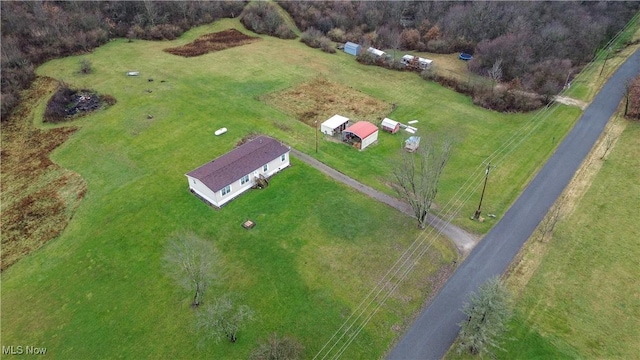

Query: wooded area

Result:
[2,1,638,119]
[280,1,640,97]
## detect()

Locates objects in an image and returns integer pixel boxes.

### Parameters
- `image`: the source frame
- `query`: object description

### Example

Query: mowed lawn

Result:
[1,19,458,359]
[31,18,582,234]
[2,17,585,358]
[497,120,640,359]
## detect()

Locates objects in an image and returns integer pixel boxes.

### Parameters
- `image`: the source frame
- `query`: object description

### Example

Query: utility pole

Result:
[474,163,491,220]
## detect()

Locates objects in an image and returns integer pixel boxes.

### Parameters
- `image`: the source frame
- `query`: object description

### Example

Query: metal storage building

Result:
[321,114,350,136]
[342,121,379,151]
[367,47,387,58]
[344,42,362,56]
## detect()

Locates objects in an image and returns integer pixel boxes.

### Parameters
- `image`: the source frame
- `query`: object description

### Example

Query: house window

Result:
[281,154,286,162]
[263,164,268,172]
[241,174,249,185]
[221,185,231,196]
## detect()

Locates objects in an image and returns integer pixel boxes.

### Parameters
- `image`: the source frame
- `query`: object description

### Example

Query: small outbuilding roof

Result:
[187,136,289,192]
[381,118,399,128]
[344,121,378,139]
[367,47,386,57]
[322,114,350,129]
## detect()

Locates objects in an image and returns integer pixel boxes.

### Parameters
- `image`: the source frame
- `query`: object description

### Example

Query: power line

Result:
[314,16,638,357]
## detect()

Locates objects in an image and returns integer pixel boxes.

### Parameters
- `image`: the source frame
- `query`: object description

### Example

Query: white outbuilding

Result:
[381,118,400,134]
[367,47,387,58]
[321,114,350,136]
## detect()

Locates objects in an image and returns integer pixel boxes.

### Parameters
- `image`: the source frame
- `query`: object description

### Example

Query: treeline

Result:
[1,1,246,120]
[279,1,640,97]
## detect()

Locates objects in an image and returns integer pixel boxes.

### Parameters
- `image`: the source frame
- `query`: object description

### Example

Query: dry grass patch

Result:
[261,77,393,126]
[1,76,86,271]
[163,29,260,57]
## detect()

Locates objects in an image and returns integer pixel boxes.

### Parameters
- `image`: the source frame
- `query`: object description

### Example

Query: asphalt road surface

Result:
[388,49,640,360]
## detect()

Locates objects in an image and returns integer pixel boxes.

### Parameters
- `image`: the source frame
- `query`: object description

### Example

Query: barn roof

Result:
[186,135,289,192]
[322,114,350,129]
[381,118,399,128]
[367,47,386,57]
[344,121,378,139]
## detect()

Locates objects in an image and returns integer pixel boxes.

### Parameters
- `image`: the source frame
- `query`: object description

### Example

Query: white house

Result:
[342,121,379,151]
[321,114,350,136]
[186,135,290,208]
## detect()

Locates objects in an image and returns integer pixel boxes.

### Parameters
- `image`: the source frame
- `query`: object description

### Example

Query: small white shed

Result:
[367,47,387,58]
[381,118,400,134]
[321,114,350,136]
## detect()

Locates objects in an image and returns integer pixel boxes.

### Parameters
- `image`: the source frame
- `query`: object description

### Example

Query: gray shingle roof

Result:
[187,136,289,192]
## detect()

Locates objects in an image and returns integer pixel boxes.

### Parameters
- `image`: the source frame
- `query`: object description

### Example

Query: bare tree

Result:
[537,202,563,242]
[251,333,305,360]
[392,135,454,229]
[600,125,618,160]
[487,58,503,93]
[197,294,255,344]
[488,58,503,81]
[163,231,219,308]
[457,277,512,357]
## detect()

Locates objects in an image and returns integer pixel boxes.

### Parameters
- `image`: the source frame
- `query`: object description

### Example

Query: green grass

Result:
[448,120,640,360]
[2,17,587,358]
[498,121,640,359]
[2,19,459,359]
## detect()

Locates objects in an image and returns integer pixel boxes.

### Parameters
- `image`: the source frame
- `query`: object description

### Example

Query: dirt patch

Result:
[262,77,393,127]
[44,83,116,123]
[163,29,260,57]
[1,76,87,271]
[554,95,589,110]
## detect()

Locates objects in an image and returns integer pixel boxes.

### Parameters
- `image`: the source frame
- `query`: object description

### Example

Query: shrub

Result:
[327,27,345,42]
[300,27,335,53]
[300,27,324,48]
[240,2,295,39]
[251,333,305,360]
[275,24,296,39]
[356,51,378,65]
[79,59,93,74]
[472,87,543,112]
[319,38,336,53]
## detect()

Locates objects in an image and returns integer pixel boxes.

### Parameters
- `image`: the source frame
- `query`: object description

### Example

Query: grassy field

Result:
[501,117,640,359]
[31,18,583,235]
[2,17,586,358]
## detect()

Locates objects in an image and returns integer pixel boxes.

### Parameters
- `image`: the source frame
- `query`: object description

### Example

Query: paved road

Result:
[290,149,478,255]
[388,49,640,360]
